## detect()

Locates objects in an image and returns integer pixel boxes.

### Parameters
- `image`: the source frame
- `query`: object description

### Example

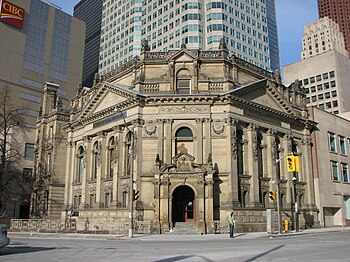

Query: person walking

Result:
[228,212,235,238]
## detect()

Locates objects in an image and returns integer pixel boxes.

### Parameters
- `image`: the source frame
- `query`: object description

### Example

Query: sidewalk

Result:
[8,226,350,241]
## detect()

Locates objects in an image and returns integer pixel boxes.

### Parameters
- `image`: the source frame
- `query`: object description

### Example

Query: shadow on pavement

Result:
[0,245,58,256]
[154,255,214,262]
[243,245,284,262]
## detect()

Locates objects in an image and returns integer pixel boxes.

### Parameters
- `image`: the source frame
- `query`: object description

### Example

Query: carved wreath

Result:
[145,121,157,136]
[212,120,225,135]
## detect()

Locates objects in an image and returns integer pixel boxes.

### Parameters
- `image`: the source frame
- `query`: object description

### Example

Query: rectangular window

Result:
[331,160,339,181]
[328,132,337,152]
[24,143,35,159]
[342,163,349,183]
[339,136,346,155]
[23,168,33,183]
[177,79,191,94]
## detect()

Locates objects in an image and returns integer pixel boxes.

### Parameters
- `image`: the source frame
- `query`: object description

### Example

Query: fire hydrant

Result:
[284,219,289,233]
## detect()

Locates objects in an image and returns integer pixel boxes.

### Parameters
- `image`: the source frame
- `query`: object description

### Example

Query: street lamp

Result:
[114,107,134,238]
[292,175,299,232]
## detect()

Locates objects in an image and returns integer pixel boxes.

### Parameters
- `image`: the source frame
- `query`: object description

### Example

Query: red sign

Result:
[0,0,25,29]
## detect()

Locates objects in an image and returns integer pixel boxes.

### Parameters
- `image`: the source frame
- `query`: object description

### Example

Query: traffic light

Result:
[132,189,140,201]
[286,156,296,172]
[294,156,299,172]
[269,191,276,201]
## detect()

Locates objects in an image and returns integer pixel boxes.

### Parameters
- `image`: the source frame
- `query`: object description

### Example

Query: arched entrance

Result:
[172,185,195,223]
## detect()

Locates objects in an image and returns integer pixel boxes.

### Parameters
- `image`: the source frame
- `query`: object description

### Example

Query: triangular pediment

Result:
[78,83,141,121]
[231,79,296,116]
[168,49,199,62]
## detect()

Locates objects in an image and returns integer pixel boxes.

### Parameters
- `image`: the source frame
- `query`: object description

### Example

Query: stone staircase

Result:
[168,222,199,235]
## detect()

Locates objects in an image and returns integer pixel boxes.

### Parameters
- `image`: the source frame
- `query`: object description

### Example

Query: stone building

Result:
[34,41,318,233]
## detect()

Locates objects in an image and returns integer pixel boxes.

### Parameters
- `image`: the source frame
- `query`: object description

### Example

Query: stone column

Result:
[247,123,261,207]
[265,129,276,209]
[164,119,172,164]
[110,133,119,206]
[205,175,214,233]
[196,176,206,233]
[116,127,124,206]
[152,177,161,233]
[64,137,74,213]
[160,175,170,231]
[301,135,316,209]
[226,117,240,208]
[204,118,211,165]
[96,132,106,208]
[157,119,164,163]
[282,133,293,206]
[195,118,204,164]
[81,136,91,209]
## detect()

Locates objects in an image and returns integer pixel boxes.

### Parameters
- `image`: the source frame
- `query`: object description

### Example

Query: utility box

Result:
[266,209,275,236]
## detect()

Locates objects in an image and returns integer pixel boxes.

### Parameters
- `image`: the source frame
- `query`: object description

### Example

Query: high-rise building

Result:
[283,18,350,115]
[98,0,279,76]
[0,0,85,218]
[74,0,103,87]
[266,0,280,71]
[302,17,348,59]
[318,0,350,55]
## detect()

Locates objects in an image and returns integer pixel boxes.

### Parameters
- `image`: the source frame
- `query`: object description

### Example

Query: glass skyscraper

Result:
[98,0,280,76]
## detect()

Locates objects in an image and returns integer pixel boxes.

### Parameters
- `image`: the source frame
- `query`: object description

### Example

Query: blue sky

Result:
[49,0,319,68]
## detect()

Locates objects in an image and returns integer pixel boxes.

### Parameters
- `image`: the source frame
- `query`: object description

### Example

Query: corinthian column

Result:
[247,123,261,207]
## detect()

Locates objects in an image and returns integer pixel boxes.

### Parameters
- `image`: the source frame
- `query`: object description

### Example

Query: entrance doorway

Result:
[172,185,195,223]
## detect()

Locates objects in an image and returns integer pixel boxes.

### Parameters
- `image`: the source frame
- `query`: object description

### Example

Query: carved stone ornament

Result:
[145,120,157,136]
[212,120,225,135]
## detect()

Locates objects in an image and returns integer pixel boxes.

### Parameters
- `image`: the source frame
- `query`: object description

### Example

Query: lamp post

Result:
[292,175,299,232]
[114,107,134,238]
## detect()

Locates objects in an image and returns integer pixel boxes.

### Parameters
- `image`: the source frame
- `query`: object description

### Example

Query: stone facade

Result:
[33,42,318,233]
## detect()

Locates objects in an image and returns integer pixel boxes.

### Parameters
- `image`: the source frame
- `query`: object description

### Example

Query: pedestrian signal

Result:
[286,156,296,172]
[269,191,276,201]
[133,189,140,201]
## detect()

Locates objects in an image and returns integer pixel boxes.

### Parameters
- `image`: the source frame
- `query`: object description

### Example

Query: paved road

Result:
[1,229,350,261]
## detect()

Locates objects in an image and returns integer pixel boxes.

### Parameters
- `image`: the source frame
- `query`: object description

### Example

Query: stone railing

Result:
[10,219,152,234]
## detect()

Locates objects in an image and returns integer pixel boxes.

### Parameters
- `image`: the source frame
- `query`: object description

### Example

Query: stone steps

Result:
[168,222,199,235]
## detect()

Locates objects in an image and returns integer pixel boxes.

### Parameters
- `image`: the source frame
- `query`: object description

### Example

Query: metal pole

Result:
[276,178,282,234]
[293,174,299,232]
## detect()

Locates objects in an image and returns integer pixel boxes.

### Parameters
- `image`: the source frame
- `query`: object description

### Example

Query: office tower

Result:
[266,0,280,70]
[0,0,85,218]
[98,0,280,76]
[318,0,350,55]
[74,0,103,87]
[302,17,348,59]
[283,17,350,115]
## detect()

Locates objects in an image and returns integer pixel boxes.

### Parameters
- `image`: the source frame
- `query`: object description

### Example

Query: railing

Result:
[10,219,152,234]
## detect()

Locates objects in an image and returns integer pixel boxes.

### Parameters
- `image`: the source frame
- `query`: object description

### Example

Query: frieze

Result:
[168,174,203,180]
[159,105,210,114]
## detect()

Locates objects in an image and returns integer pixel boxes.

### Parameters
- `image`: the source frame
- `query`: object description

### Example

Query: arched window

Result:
[108,137,116,179]
[92,142,99,180]
[76,146,84,183]
[175,127,193,154]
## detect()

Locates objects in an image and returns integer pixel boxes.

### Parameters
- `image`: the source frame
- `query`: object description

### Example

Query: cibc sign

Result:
[0,0,25,29]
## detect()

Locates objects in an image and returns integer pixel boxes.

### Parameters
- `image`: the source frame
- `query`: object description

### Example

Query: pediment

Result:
[93,91,127,113]
[168,49,198,63]
[79,83,139,120]
[232,79,296,116]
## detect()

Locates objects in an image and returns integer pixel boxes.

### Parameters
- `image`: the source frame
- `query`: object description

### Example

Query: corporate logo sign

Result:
[0,0,25,29]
